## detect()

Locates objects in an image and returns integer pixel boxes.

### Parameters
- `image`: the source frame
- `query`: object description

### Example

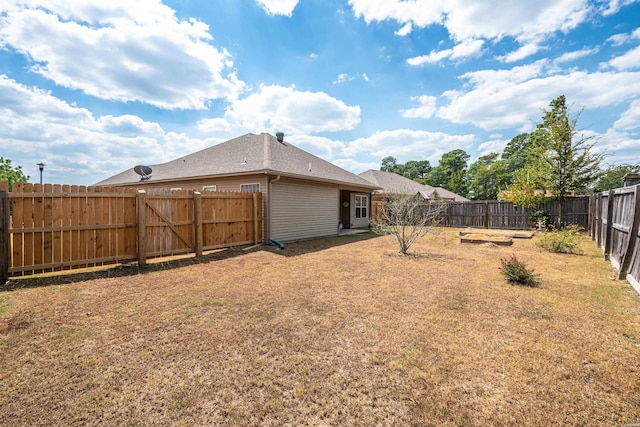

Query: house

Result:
[358,170,469,202]
[96,133,380,242]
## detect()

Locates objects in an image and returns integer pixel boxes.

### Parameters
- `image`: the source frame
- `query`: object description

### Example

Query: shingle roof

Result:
[432,187,470,202]
[358,170,469,201]
[96,133,379,190]
[358,170,436,195]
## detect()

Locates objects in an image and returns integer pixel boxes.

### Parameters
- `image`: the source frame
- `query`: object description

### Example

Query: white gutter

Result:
[266,174,281,242]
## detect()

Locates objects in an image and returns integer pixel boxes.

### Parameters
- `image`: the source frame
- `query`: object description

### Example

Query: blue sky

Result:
[1,0,639,185]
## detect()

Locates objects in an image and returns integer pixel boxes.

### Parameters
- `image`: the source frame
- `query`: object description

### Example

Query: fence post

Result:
[595,192,602,246]
[252,192,259,244]
[604,189,615,261]
[193,191,203,257]
[587,194,596,240]
[618,184,640,280]
[0,191,8,283]
[137,190,147,267]
[484,202,489,229]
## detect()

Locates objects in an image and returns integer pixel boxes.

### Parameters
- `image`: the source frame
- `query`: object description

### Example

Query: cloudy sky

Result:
[1,0,639,185]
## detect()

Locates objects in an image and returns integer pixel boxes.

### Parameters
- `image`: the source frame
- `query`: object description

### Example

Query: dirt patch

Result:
[1,229,639,426]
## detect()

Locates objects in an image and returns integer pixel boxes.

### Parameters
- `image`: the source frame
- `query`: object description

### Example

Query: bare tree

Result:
[371,194,447,255]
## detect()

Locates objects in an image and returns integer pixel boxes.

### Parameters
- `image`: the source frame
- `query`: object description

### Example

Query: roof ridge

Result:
[262,133,271,170]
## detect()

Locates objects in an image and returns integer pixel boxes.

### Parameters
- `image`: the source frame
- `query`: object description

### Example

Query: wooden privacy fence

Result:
[590,184,640,293]
[373,197,589,230]
[0,182,262,278]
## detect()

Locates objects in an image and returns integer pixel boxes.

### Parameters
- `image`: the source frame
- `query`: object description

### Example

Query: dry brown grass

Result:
[1,228,639,426]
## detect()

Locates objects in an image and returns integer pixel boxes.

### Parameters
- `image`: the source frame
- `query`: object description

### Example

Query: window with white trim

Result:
[202,185,217,191]
[355,194,368,219]
[241,183,260,192]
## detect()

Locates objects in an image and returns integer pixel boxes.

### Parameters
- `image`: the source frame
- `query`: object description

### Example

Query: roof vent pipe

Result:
[276,132,284,143]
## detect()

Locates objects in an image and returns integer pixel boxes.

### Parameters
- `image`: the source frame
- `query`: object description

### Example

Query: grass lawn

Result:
[1,228,639,426]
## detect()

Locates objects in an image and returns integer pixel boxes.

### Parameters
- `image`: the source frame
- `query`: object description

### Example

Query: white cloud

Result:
[287,134,347,158]
[0,75,217,184]
[555,47,599,63]
[600,0,640,15]
[607,28,640,46]
[224,84,361,134]
[333,73,355,84]
[255,0,299,16]
[395,22,412,37]
[597,128,640,165]
[343,129,476,166]
[401,95,437,119]
[407,49,453,66]
[332,158,380,174]
[196,118,232,134]
[350,0,590,55]
[477,138,510,157]
[497,42,542,63]
[436,62,640,131]
[613,100,640,130]
[609,46,640,70]
[408,39,484,65]
[451,39,485,59]
[0,1,246,110]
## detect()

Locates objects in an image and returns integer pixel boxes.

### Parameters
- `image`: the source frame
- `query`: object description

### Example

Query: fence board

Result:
[1,190,7,283]
[436,197,589,230]
[3,183,262,277]
[591,184,640,294]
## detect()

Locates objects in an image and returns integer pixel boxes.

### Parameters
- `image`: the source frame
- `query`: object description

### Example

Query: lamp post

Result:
[37,162,45,185]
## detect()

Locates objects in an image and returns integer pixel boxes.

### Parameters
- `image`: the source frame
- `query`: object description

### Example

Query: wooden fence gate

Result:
[1,183,262,278]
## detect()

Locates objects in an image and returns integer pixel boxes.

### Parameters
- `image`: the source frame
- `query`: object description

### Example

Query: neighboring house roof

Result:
[358,170,469,202]
[430,187,470,202]
[96,133,379,190]
[358,170,436,195]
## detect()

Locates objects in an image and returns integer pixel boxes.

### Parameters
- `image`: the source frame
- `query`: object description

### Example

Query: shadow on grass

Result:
[262,231,379,258]
[1,232,381,291]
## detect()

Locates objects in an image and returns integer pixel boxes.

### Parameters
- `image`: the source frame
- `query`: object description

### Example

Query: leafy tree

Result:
[535,95,605,225]
[424,149,470,197]
[595,164,640,191]
[466,153,510,200]
[380,157,431,182]
[0,157,29,191]
[497,167,545,208]
[403,160,431,180]
[423,165,448,187]
[502,132,543,177]
[380,156,401,174]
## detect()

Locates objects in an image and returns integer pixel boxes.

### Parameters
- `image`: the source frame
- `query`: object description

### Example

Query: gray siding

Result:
[271,180,338,242]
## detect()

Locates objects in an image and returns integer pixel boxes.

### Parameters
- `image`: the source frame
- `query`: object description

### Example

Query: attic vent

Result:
[308,162,312,172]
[276,132,284,143]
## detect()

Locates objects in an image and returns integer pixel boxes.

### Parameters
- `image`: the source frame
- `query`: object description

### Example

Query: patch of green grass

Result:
[0,296,14,316]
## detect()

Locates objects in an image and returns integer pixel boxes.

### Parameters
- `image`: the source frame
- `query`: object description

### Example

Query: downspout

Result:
[267,174,281,242]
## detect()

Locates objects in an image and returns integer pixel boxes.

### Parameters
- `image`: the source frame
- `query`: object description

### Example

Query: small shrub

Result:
[536,227,583,254]
[530,210,549,229]
[499,254,539,287]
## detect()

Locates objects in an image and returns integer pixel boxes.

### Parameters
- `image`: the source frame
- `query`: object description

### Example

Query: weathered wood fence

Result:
[590,184,640,293]
[440,197,589,230]
[0,182,262,278]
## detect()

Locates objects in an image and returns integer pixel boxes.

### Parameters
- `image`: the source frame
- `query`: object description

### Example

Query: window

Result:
[241,183,260,192]
[355,194,368,219]
[202,185,217,192]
